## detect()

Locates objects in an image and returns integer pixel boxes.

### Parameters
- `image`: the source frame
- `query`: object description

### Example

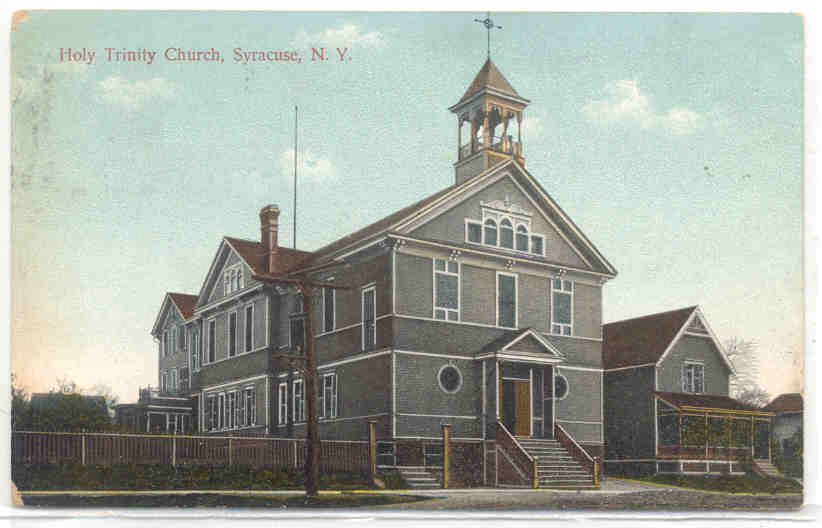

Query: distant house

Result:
[603,306,774,475]
[765,393,802,449]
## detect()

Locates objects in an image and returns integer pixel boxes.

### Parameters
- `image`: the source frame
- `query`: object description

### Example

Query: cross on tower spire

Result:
[474,12,502,59]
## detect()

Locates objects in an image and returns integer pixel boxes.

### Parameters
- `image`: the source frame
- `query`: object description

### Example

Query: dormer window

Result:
[484,219,498,246]
[516,224,529,251]
[500,218,514,249]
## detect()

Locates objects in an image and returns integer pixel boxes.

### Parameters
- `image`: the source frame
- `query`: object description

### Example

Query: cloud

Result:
[293,23,385,49]
[98,76,176,107]
[519,116,543,140]
[582,80,702,136]
[279,149,337,183]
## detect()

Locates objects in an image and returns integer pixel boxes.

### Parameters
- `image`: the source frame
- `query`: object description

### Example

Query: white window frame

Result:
[223,264,244,296]
[483,218,498,246]
[361,285,377,350]
[227,391,237,429]
[495,271,518,329]
[293,379,305,423]
[171,327,177,354]
[227,310,238,358]
[245,386,257,426]
[237,389,246,427]
[169,368,177,391]
[161,371,168,392]
[192,329,201,372]
[218,392,226,430]
[323,287,336,334]
[244,304,254,353]
[206,318,217,364]
[207,394,217,431]
[278,383,288,425]
[499,217,515,249]
[550,278,574,336]
[465,219,483,245]
[433,258,460,321]
[320,372,338,419]
[162,331,168,358]
[515,223,530,252]
[682,361,706,394]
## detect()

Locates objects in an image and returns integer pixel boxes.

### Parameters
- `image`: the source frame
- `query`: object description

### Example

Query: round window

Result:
[438,365,462,393]
[554,374,569,399]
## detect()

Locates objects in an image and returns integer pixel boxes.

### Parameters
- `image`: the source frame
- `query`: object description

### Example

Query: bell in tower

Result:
[449,58,530,185]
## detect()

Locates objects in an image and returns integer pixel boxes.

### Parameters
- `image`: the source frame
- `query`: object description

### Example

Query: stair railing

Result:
[496,421,538,488]
[554,422,599,486]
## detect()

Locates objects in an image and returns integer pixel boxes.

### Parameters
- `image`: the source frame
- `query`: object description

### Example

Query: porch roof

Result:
[655,391,774,417]
[475,328,564,364]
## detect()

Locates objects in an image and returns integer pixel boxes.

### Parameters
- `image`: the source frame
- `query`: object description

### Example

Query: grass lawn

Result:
[21,492,434,508]
[12,463,388,492]
[623,474,802,494]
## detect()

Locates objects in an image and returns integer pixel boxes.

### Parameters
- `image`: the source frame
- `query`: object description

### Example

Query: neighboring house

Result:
[603,306,774,475]
[765,393,802,450]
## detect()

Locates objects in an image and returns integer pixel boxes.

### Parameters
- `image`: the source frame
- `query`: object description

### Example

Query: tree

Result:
[24,378,113,432]
[724,337,770,407]
[11,374,31,430]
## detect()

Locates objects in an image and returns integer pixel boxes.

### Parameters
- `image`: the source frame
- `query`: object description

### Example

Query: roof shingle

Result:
[457,58,522,105]
[603,306,697,370]
[167,293,198,320]
[765,393,803,413]
[655,391,765,412]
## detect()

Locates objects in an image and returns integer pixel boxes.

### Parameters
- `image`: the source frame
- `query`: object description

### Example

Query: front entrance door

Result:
[501,379,531,437]
[754,421,770,459]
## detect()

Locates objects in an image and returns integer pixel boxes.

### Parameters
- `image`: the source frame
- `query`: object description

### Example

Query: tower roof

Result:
[455,58,524,106]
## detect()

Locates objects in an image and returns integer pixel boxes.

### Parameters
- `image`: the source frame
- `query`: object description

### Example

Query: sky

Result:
[9,11,804,403]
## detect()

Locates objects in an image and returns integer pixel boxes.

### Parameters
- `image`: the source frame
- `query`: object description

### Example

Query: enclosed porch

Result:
[655,392,774,474]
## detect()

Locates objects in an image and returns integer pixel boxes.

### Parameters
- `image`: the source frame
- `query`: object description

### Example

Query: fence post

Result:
[172,436,177,467]
[293,439,298,468]
[593,457,599,487]
[368,420,377,479]
[81,429,87,466]
[441,423,451,489]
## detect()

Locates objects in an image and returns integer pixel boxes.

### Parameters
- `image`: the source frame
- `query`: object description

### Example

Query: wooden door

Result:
[514,380,531,437]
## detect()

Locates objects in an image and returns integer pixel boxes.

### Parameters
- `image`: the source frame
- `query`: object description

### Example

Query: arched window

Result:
[484,219,498,246]
[516,225,529,251]
[500,218,514,249]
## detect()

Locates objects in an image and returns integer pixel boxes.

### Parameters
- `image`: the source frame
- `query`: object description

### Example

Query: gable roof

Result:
[224,237,313,275]
[151,291,198,336]
[765,393,803,413]
[476,328,564,363]
[655,391,770,414]
[167,293,198,320]
[456,58,524,106]
[301,160,616,276]
[603,306,698,369]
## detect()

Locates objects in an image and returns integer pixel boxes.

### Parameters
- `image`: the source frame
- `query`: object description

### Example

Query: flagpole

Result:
[293,105,298,249]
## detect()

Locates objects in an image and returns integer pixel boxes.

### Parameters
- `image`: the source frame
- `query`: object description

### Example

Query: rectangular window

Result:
[161,371,168,392]
[531,235,544,256]
[171,327,177,353]
[278,383,288,425]
[290,317,305,353]
[497,273,517,328]
[466,220,482,244]
[244,305,254,353]
[228,312,237,357]
[218,393,225,430]
[362,286,376,350]
[208,319,216,363]
[323,287,335,333]
[683,363,705,394]
[551,279,573,336]
[162,331,168,357]
[207,395,217,431]
[293,379,305,423]
[434,259,459,321]
[245,387,256,426]
[237,389,246,427]
[180,367,189,391]
[227,391,236,429]
[192,330,200,372]
[170,368,177,391]
[323,373,338,419]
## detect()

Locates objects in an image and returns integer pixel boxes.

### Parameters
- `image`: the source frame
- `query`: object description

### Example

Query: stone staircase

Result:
[396,466,441,489]
[754,459,785,479]
[516,437,595,487]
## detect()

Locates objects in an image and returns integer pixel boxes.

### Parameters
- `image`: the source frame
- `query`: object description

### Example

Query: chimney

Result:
[259,204,280,274]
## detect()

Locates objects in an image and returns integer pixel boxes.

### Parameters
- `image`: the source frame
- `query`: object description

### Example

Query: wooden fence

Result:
[12,431,370,474]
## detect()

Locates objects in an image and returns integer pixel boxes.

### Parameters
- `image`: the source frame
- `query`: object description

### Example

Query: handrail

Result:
[554,422,599,486]
[496,421,538,487]
[498,422,535,463]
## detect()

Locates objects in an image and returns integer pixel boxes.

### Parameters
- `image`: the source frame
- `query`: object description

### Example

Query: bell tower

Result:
[449,58,530,185]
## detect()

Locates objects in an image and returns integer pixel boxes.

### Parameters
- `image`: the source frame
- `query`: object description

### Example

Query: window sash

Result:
[497,274,517,328]
[208,320,216,363]
[246,388,256,426]
[278,384,288,425]
[228,312,237,357]
[290,317,306,353]
[322,374,337,419]
[324,288,335,333]
[293,380,305,423]
[245,305,253,353]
